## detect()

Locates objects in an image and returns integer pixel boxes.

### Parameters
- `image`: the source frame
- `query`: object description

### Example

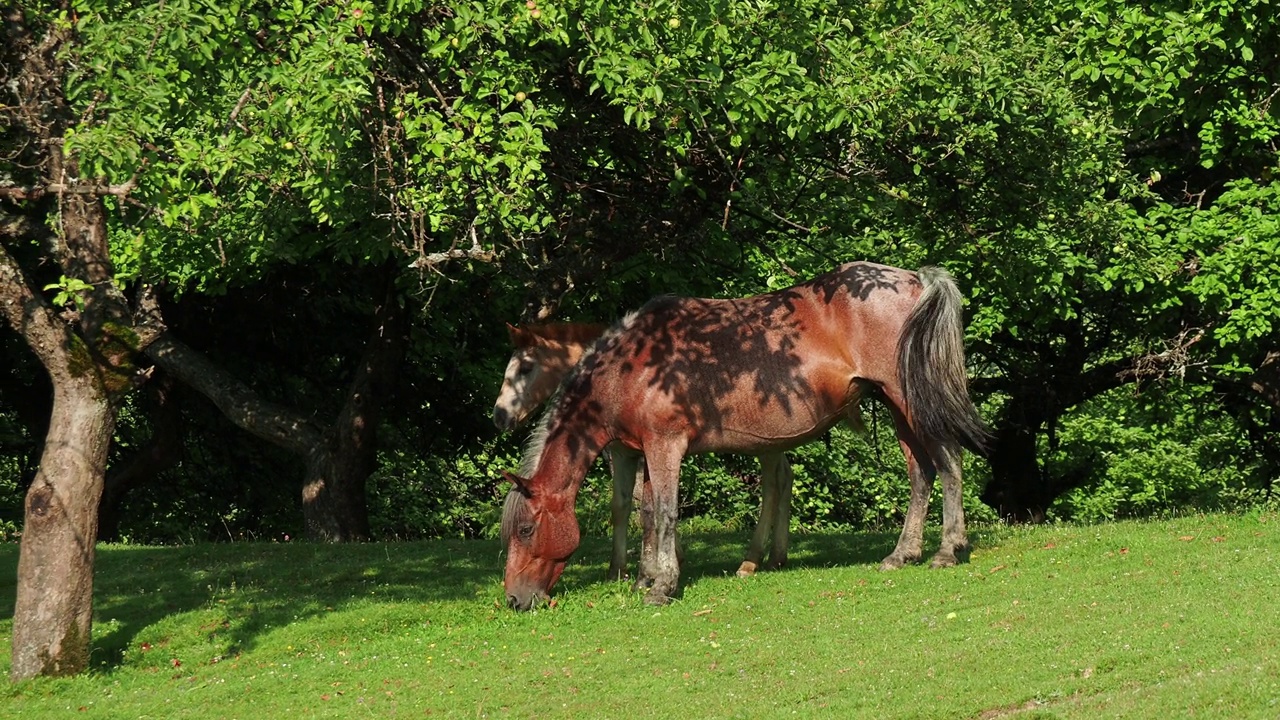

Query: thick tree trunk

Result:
[11,380,112,679]
[300,276,405,542]
[2,193,134,681]
[4,10,145,681]
[980,421,1050,523]
[301,448,372,542]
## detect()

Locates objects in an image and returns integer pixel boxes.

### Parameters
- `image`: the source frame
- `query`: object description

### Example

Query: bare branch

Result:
[407,226,497,271]
[225,86,254,133]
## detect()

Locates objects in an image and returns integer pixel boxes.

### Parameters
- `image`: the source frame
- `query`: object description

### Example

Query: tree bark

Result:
[1,193,133,681]
[300,276,405,541]
[11,378,112,678]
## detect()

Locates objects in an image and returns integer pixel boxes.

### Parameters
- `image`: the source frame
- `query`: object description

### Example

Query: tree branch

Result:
[0,178,138,201]
[1251,350,1280,409]
[0,242,70,370]
[407,227,497,271]
[135,289,324,455]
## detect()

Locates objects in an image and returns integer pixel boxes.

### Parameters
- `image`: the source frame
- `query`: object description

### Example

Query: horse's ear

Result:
[507,323,532,348]
[503,471,533,498]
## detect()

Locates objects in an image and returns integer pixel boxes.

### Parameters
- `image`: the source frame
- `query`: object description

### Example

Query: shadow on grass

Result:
[0,537,504,672]
[0,525,1006,673]
[555,525,1006,599]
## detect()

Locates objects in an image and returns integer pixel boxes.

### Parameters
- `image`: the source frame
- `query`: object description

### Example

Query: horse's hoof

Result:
[929,554,958,569]
[879,552,918,571]
[764,557,787,572]
[644,590,674,606]
[930,543,970,569]
[736,561,758,578]
[632,576,655,592]
[607,566,629,581]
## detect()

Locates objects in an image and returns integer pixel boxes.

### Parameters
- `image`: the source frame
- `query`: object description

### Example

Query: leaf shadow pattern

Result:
[552,528,914,597]
[559,263,908,448]
[0,539,502,672]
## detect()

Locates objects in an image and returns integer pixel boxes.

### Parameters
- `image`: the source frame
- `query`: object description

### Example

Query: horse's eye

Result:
[517,359,535,375]
[518,524,535,540]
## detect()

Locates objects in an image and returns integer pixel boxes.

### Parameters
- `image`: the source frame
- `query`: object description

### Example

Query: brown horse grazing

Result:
[501,262,987,610]
[494,323,796,580]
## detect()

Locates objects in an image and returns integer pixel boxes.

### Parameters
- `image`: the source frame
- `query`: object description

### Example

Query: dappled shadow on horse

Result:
[494,322,799,581]
[500,261,987,610]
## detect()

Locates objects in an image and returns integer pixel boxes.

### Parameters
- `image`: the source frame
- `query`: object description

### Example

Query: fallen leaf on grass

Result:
[692,609,713,617]
[1179,536,1195,541]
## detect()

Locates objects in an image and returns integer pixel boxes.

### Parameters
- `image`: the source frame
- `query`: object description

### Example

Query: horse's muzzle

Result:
[506,589,548,611]
[493,406,514,432]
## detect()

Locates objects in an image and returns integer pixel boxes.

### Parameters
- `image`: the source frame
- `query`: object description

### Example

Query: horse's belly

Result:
[686,406,845,454]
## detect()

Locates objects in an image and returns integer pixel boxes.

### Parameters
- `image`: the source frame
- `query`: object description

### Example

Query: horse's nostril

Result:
[506,594,521,610]
[493,408,510,431]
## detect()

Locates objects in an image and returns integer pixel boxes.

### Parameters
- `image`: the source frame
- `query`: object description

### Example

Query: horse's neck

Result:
[530,423,609,497]
[558,339,594,368]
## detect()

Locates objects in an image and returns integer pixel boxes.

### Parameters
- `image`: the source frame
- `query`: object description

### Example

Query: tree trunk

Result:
[980,420,1050,523]
[1,191,134,681]
[300,275,405,542]
[301,448,372,542]
[11,380,112,678]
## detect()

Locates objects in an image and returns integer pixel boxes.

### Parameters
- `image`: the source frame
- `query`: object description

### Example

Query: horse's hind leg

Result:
[881,444,933,570]
[607,446,642,580]
[927,441,969,568]
[879,397,936,570]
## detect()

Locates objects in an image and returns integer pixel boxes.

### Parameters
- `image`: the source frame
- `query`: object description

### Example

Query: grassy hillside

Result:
[2,512,1278,718]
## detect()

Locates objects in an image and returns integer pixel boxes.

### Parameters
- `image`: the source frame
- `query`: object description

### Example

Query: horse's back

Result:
[583,262,922,453]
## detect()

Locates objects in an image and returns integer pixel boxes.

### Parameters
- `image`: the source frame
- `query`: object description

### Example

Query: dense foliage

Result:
[2,0,1277,547]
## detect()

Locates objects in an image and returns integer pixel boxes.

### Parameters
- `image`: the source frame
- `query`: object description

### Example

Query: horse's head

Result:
[501,472,580,610]
[493,323,604,432]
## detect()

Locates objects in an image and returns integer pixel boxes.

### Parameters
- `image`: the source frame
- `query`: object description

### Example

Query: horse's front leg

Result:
[607,446,642,580]
[640,440,686,604]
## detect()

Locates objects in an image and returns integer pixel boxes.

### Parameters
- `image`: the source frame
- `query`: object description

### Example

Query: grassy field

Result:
[1,512,1278,718]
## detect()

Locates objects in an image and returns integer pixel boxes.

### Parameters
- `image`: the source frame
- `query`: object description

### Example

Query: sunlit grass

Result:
[1,513,1278,718]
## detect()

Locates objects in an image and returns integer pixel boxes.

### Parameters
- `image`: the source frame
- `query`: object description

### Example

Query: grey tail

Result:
[896,266,989,469]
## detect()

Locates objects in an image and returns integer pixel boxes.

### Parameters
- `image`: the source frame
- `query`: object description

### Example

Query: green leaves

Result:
[42,277,96,311]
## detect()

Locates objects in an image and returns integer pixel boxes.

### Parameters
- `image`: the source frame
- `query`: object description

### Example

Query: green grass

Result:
[2,512,1278,718]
